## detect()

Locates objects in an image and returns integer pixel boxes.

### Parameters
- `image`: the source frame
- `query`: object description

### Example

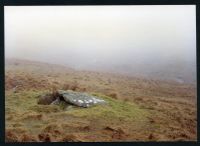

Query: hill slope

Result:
[5,58,197,141]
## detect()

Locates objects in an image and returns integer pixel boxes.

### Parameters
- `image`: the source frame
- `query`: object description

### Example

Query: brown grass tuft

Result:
[5,130,18,142]
[62,84,70,90]
[60,134,80,142]
[107,93,118,99]
[123,98,130,102]
[22,114,43,121]
[70,84,78,91]
[38,133,51,142]
[20,134,37,142]
[62,82,81,91]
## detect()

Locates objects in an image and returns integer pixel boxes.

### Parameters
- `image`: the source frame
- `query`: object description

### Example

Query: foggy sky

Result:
[5,6,196,78]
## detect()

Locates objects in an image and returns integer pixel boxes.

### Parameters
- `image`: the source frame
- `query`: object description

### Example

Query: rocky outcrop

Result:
[56,90,106,108]
[38,90,106,108]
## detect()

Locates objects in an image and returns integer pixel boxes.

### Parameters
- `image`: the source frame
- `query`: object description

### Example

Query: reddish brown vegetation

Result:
[20,134,37,142]
[107,93,118,99]
[60,134,80,142]
[5,130,19,142]
[38,133,51,142]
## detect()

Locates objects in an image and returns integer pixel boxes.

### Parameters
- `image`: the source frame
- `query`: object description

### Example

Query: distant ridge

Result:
[5,58,74,71]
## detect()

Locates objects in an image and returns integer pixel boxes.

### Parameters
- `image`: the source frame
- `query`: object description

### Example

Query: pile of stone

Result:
[38,90,106,108]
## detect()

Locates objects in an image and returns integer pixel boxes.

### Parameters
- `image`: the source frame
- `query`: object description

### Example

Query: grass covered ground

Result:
[5,58,197,142]
[6,90,150,142]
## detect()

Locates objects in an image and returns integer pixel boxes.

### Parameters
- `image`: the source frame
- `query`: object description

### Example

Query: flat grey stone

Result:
[57,90,106,108]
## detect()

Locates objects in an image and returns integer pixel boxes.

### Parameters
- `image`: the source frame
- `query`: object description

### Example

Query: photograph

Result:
[5,5,197,142]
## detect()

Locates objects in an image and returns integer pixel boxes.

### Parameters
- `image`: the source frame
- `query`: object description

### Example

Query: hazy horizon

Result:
[5,6,196,83]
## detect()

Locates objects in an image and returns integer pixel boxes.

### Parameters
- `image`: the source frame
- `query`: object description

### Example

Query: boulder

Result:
[57,90,106,108]
[38,93,57,105]
[38,90,106,108]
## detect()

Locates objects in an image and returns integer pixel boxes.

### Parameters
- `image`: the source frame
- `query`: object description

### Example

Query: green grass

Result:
[66,92,148,122]
[6,90,149,123]
[5,90,61,113]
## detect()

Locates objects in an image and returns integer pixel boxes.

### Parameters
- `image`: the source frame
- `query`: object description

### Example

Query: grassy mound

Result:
[64,92,148,122]
[5,90,149,142]
[6,90,148,122]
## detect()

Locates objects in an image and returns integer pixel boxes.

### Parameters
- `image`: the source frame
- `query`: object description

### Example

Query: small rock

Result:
[51,98,60,105]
